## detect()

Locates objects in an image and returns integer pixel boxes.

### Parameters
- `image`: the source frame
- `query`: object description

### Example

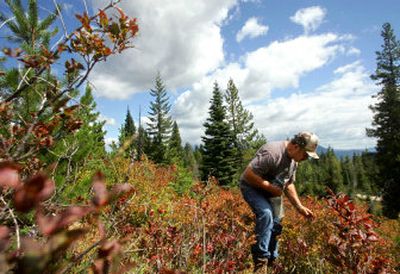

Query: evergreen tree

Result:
[353,155,372,194]
[137,125,151,160]
[320,148,344,193]
[147,73,173,164]
[341,155,356,195]
[118,107,136,160]
[367,23,400,218]
[43,84,106,189]
[201,82,236,185]
[168,121,184,164]
[183,143,199,178]
[361,151,379,194]
[0,0,60,117]
[0,0,59,51]
[296,160,317,195]
[224,79,259,173]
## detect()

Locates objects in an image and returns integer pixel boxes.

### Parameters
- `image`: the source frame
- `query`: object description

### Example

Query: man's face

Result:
[292,145,308,162]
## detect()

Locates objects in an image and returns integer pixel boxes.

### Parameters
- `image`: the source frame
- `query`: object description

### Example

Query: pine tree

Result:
[43,84,106,188]
[147,73,173,164]
[118,107,136,160]
[341,155,356,194]
[367,23,400,218]
[183,143,199,178]
[137,125,151,160]
[201,82,236,185]
[0,0,60,118]
[224,79,259,173]
[0,0,59,51]
[320,148,344,193]
[353,155,372,194]
[168,121,184,164]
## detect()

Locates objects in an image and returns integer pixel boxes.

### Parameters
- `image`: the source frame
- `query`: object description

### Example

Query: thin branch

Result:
[16,67,33,91]
[50,33,65,51]
[5,1,118,103]
[0,196,20,249]
[52,0,68,38]
[82,0,89,15]
[59,239,104,274]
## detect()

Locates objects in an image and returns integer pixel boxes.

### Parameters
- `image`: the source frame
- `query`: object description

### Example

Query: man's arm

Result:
[284,183,314,219]
[242,165,282,197]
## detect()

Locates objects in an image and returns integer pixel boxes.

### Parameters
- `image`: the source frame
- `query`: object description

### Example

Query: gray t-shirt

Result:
[241,141,297,189]
[240,141,297,219]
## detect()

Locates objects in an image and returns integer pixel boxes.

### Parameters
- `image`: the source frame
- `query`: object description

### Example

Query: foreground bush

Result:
[64,157,398,273]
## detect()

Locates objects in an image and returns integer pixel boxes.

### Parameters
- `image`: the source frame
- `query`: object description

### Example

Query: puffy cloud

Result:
[90,0,237,99]
[243,33,348,99]
[290,6,326,34]
[236,17,269,42]
[173,33,352,145]
[98,114,116,126]
[249,61,377,149]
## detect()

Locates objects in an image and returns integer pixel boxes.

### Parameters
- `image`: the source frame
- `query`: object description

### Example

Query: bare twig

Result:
[82,0,89,15]
[0,196,20,249]
[59,239,103,274]
[52,0,69,38]
[16,68,33,91]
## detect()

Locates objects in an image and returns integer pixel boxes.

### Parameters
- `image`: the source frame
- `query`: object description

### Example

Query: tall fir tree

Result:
[319,148,344,193]
[118,107,136,160]
[353,155,372,194]
[183,143,199,178]
[168,121,184,164]
[367,23,400,218]
[201,82,236,185]
[224,79,259,173]
[147,73,173,164]
[341,155,357,194]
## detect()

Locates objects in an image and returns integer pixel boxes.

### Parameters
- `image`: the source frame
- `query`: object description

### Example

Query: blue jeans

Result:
[240,182,282,260]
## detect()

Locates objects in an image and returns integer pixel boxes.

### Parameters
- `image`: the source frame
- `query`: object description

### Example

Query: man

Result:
[240,131,319,273]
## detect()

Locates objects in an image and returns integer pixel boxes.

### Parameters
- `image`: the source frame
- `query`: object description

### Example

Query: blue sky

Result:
[2,0,400,149]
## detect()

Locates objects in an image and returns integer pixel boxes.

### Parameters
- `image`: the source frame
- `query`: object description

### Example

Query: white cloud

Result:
[173,33,353,145]
[249,62,377,149]
[90,0,237,99]
[290,6,326,34]
[236,17,269,42]
[346,46,361,56]
[98,114,116,126]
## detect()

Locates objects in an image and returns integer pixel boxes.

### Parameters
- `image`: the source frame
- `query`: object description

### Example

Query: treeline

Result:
[110,76,266,187]
[296,149,378,197]
[112,75,381,199]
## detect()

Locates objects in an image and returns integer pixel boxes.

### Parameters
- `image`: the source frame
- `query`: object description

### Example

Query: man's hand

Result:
[297,205,314,219]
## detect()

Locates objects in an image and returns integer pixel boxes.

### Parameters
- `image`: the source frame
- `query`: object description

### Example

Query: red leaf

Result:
[92,172,109,207]
[0,162,21,189]
[76,13,91,31]
[98,9,108,27]
[36,206,94,236]
[115,7,127,21]
[13,173,55,212]
[0,226,10,252]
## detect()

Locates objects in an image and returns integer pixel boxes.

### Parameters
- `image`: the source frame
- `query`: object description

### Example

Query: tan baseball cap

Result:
[297,131,319,159]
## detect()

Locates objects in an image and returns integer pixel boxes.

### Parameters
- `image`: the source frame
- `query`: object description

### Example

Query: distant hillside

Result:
[317,146,376,159]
